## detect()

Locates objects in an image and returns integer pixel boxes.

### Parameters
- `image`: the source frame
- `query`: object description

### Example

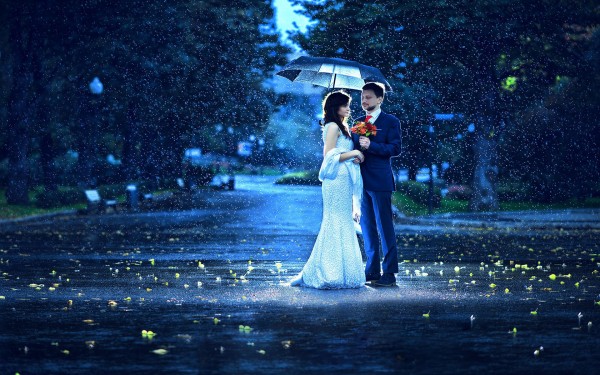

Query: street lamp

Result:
[81,77,103,188]
[89,77,103,95]
[428,125,435,215]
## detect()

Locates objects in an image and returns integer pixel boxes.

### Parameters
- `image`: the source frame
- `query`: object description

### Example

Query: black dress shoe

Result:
[372,273,396,287]
[365,273,381,282]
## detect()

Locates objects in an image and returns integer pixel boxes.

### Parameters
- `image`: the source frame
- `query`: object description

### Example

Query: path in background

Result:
[1,175,599,374]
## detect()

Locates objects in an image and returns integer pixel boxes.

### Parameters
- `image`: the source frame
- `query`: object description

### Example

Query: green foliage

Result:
[392,191,428,216]
[293,0,600,206]
[0,0,291,197]
[392,190,599,217]
[498,30,600,202]
[34,187,86,209]
[497,182,532,202]
[33,181,160,209]
[397,181,442,208]
[274,170,320,186]
[393,191,470,216]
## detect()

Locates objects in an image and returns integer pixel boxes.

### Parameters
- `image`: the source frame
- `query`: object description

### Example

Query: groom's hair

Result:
[362,82,385,98]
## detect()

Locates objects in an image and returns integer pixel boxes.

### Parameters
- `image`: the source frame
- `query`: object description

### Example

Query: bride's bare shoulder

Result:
[323,122,340,134]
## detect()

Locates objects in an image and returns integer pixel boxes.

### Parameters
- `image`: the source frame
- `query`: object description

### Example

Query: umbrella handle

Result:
[329,73,337,89]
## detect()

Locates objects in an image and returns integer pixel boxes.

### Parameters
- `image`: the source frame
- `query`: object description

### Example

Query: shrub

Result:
[274,170,320,186]
[446,184,473,200]
[397,181,441,208]
[497,182,532,202]
[34,187,86,208]
[0,158,8,187]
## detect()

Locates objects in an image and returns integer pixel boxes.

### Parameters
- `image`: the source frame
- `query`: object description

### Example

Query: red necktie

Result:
[365,115,373,123]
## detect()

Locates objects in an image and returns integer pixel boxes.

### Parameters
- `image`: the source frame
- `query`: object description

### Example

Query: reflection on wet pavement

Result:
[0,176,599,374]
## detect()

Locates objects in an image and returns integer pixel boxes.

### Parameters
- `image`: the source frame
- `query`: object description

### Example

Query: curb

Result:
[0,210,78,226]
[393,208,600,230]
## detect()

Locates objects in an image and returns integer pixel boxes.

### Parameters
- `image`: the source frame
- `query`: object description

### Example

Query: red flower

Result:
[351,120,377,137]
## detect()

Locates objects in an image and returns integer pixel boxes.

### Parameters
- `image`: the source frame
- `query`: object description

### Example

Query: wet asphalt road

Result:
[1,175,599,374]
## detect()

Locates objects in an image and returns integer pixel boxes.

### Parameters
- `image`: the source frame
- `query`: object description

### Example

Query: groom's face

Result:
[361,90,383,112]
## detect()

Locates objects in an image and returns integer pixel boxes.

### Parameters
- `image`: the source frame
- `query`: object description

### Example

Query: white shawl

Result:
[318,147,363,213]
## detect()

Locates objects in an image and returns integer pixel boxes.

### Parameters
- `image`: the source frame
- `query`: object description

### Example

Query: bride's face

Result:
[337,103,351,119]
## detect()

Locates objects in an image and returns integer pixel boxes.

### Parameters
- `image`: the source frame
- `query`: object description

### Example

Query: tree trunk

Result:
[40,132,58,192]
[469,115,499,211]
[5,3,38,205]
[76,95,101,188]
[6,119,31,204]
[122,104,142,181]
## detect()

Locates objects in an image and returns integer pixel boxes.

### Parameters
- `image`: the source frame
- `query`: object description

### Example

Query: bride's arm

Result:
[323,124,362,162]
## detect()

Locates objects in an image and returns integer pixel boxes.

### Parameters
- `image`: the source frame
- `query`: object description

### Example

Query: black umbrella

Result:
[276,56,393,92]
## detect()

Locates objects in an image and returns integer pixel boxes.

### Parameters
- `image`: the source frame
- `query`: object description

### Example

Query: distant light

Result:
[184,148,202,157]
[237,142,252,157]
[215,124,224,132]
[249,135,256,141]
[434,114,455,121]
[468,123,475,132]
[456,134,463,140]
[336,47,344,54]
[106,154,121,165]
[429,125,434,133]
[227,127,234,134]
[399,62,407,68]
[394,26,404,31]
[258,139,265,146]
[89,77,103,94]
[413,57,420,63]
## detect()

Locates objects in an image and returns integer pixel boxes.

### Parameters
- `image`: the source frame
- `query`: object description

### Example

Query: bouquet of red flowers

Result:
[350,119,377,137]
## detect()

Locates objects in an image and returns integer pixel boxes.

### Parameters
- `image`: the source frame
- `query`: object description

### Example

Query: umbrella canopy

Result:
[276,56,393,92]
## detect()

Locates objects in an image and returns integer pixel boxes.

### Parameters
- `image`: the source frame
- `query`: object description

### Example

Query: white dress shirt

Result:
[366,107,382,123]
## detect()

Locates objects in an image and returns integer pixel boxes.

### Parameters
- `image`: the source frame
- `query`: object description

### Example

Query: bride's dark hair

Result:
[320,90,351,138]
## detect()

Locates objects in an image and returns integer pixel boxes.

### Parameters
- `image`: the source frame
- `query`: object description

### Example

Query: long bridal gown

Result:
[290,122,366,289]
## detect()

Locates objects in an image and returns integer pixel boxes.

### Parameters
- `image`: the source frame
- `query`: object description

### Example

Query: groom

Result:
[353,82,402,287]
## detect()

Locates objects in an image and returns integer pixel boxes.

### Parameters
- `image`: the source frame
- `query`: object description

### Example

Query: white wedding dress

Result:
[290,123,366,289]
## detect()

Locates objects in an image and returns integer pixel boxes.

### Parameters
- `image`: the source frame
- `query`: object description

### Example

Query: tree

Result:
[1,1,47,204]
[292,0,599,210]
[499,28,600,202]
[0,0,291,202]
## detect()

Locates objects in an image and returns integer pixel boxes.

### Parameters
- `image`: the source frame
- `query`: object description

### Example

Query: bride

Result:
[290,90,366,289]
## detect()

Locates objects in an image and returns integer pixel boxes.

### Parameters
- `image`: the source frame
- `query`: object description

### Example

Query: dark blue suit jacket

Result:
[352,111,402,191]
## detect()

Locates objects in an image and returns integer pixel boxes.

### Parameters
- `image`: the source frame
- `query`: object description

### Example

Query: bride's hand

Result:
[354,150,364,163]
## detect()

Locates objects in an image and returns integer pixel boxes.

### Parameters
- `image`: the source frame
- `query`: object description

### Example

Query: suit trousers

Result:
[361,190,399,275]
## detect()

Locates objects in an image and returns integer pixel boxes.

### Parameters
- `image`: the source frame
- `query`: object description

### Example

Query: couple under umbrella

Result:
[277,56,401,289]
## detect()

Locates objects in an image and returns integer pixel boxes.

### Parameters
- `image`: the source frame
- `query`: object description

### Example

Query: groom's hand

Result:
[359,136,370,150]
